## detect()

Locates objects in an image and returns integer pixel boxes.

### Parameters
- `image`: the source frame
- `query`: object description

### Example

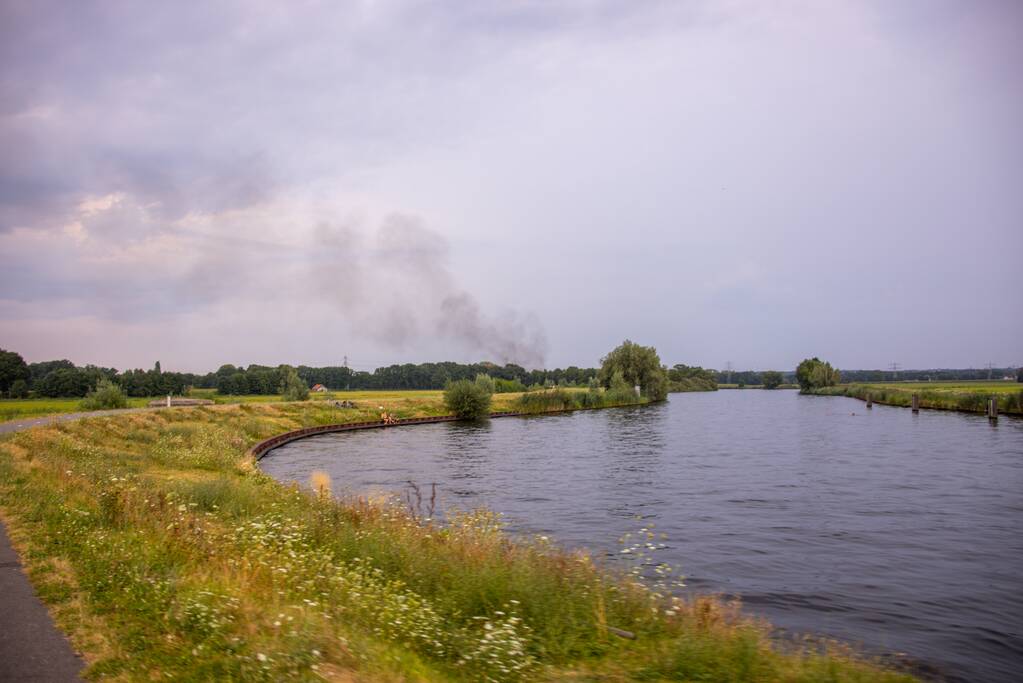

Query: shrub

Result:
[79,378,128,410]
[474,373,496,395]
[494,378,527,393]
[603,369,640,406]
[279,366,309,402]
[444,379,492,419]
[761,371,783,390]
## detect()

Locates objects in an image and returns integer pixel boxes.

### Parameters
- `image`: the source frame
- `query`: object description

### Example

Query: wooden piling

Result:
[988,398,998,420]
[911,394,920,413]
[866,394,873,409]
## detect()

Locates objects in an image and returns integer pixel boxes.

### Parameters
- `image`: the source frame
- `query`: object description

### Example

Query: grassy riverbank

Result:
[810,382,1023,415]
[0,399,913,681]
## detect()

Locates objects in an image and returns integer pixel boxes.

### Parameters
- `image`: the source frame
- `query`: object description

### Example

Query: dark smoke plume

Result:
[312,214,547,368]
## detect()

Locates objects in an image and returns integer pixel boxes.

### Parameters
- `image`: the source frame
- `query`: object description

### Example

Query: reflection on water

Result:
[261,391,1023,682]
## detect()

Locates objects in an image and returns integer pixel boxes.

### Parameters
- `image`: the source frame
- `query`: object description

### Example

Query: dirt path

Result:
[0,407,160,434]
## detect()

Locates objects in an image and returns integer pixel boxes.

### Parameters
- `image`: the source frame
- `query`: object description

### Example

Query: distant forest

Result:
[1,352,601,398]
[0,348,1019,398]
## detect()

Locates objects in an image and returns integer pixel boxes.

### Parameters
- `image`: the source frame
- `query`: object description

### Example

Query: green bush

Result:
[79,378,128,410]
[494,378,527,393]
[444,379,492,419]
[761,371,783,390]
[279,366,309,402]
[474,373,496,395]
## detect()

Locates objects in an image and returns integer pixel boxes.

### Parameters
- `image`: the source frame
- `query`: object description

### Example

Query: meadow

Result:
[0,398,913,681]
[811,381,1023,415]
[0,397,154,422]
[0,390,453,423]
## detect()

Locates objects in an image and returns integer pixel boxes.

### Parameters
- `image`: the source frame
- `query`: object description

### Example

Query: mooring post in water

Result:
[911,394,920,413]
[866,394,873,409]
[988,397,998,420]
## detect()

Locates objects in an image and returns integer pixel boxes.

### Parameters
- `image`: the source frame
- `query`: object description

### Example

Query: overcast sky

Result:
[2,0,1020,373]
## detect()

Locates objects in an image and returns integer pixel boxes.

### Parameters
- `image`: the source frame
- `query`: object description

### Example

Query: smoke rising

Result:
[313,214,547,368]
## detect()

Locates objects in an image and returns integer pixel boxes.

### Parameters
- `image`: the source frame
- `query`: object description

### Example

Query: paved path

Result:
[0,519,84,681]
[0,407,158,435]
[0,409,148,680]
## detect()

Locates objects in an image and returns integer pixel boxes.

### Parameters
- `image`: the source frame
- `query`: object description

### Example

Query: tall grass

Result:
[0,402,914,681]
[811,384,1023,415]
[514,387,642,414]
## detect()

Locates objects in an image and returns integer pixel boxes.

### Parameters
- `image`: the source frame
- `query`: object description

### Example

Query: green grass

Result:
[844,380,1021,394]
[811,381,1023,415]
[0,390,459,423]
[0,400,916,681]
[0,397,153,422]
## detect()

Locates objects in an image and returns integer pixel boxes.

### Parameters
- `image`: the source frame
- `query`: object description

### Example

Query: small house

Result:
[311,384,328,393]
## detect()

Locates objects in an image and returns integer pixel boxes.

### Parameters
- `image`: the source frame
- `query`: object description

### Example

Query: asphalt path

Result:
[0,407,161,681]
[0,519,84,682]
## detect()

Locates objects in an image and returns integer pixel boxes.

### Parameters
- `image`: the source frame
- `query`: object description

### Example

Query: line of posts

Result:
[863,393,998,420]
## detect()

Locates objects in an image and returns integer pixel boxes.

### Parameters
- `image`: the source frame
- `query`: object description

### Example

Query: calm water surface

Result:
[261,391,1023,682]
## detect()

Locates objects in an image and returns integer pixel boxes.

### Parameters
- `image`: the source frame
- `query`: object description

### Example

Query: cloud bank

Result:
[1,1,1020,371]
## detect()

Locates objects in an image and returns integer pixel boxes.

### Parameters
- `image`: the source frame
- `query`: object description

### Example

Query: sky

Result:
[1,0,1021,373]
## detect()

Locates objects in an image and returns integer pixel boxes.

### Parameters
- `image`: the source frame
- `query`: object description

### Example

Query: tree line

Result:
[0,348,606,398]
[4,346,1018,399]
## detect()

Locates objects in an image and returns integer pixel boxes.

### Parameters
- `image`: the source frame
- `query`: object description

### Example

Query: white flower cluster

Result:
[231,513,538,680]
[457,604,536,682]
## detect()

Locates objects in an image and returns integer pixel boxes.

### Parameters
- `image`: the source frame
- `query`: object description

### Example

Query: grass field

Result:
[0,397,155,422]
[0,399,913,681]
[0,390,454,424]
[812,381,1023,415]
[844,381,1021,394]
[0,389,573,424]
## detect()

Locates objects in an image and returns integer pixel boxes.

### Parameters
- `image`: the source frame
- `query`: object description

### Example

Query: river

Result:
[260,390,1023,682]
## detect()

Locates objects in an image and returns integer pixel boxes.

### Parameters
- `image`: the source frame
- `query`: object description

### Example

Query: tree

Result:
[279,366,309,401]
[9,379,29,398]
[444,379,492,419]
[0,349,30,395]
[598,340,668,401]
[761,370,784,390]
[796,357,840,392]
[37,367,92,397]
[28,359,74,387]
